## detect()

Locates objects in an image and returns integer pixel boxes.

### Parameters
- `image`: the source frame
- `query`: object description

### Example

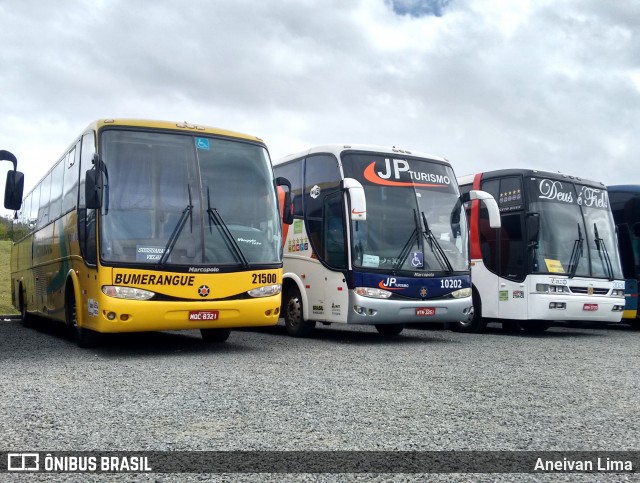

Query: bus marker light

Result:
[107,312,117,320]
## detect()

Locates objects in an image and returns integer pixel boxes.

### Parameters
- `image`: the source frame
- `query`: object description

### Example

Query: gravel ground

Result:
[1,317,639,482]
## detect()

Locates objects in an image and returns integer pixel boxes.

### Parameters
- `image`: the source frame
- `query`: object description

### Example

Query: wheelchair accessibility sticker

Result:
[196,137,210,150]
[411,251,423,268]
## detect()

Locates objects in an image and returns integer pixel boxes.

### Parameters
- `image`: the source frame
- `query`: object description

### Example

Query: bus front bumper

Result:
[346,293,474,325]
[528,294,625,322]
[81,295,282,333]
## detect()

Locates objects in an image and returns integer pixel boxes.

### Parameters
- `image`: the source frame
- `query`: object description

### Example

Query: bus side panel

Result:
[289,259,321,324]
[471,260,500,319]
[282,216,350,323]
[10,235,34,312]
[45,214,76,323]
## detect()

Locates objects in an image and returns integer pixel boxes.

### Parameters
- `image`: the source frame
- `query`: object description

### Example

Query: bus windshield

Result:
[528,177,622,279]
[99,129,281,267]
[342,153,468,273]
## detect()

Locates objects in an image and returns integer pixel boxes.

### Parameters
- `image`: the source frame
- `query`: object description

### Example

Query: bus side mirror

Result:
[85,168,103,209]
[1,150,23,210]
[275,177,294,225]
[527,212,540,244]
[469,190,501,228]
[343,177,366,221]
[4,170,24,210]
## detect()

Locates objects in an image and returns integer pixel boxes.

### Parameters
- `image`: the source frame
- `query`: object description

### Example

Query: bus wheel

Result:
[375,324,404,336]
[19,286,33,328]
[200,328,231,343]
[451,290,486,333]
[520,320,550,333]
[65,288,101,348]
[283,287,315,337]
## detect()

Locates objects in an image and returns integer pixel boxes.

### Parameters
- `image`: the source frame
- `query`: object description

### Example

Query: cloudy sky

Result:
[1,0,639,206]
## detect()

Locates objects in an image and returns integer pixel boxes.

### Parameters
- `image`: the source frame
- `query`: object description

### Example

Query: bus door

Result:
[496,212,528,319]
[303,155,349,322]
[480,177,528,319]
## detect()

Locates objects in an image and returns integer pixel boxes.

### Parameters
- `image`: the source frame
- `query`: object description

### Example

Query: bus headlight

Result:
[247,284,281,298]
[611,289,625,297]
[450,288,472,299]
[355,287,392,299]
[102,286,155,300]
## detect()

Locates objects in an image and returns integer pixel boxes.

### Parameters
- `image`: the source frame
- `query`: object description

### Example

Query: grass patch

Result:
[0,240,18,314]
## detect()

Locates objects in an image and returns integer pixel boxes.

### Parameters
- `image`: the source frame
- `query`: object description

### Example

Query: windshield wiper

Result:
[157,185,193,267]
[567,223,584,279]
[593,222,614,281]
[393,209,420,272]
[421,211,454,274]
[206,187,249,268]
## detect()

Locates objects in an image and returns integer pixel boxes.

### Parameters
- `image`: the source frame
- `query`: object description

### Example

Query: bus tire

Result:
[19,285,33,328]
[65,285,101,348]
[452,290,486,333]
[520,320,550,333]
[375,324,404,336]
[200,328,231,343]
[283,287,315,337]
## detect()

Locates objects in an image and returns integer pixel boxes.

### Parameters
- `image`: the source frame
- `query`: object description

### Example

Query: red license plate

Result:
[189,310,219,321]
[416,307,436,316]
[583,304,598,311]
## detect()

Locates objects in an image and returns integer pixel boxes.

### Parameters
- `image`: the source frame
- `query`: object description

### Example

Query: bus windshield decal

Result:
[577,186,609,209]
[195,137,210,150]
[363,160,451,188]
[530,178,610,210]
[535,179,576,204]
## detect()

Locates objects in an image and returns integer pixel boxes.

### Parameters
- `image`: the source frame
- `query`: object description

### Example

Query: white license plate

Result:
[416,308,436,316]
[189,310,219,321]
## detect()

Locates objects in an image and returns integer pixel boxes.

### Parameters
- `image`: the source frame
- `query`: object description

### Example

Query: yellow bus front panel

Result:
[78,267,282,333]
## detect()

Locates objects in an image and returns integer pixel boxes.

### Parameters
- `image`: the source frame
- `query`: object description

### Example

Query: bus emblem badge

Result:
[420,287,428,298]
[198,285,210,297]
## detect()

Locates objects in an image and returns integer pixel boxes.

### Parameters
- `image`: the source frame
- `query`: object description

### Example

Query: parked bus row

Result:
[4,119,637,347]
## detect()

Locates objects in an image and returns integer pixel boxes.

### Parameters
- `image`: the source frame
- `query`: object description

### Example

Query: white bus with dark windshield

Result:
[273,145,500,337]
[457,169,625,333]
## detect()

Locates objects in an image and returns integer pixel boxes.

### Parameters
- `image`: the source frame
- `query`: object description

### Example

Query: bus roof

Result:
[458,168,606,189]
[608,185,640,193]
[275,144,449,166]
[87,119,265,144]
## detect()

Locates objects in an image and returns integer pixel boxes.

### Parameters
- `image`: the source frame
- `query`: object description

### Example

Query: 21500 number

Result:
[252,273,278,284]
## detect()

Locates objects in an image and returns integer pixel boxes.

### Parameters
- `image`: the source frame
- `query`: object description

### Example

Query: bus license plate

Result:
[416,308,436,316]
[583,304,598,311]
[189,310,219,321]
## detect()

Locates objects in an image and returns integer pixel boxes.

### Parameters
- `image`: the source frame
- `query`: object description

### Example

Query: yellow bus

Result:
[11,119,292,347]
